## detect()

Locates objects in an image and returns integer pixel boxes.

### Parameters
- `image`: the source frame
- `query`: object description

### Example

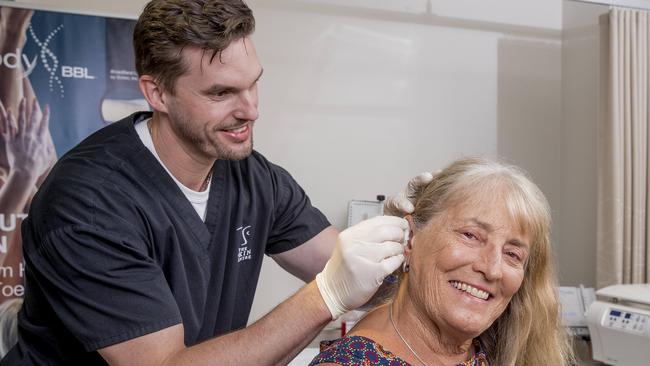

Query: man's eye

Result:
[208,89,233,99]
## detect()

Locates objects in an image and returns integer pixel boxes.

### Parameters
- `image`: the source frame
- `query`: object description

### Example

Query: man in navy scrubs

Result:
[1,1,423,365]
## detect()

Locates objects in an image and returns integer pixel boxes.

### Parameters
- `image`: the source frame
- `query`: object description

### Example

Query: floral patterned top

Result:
[309,335,489,366]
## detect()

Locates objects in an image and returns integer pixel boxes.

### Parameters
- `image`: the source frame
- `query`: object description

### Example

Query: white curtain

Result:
[598,7,650,288]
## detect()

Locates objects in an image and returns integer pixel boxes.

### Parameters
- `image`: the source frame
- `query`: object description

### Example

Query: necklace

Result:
[149,120,213,192]
[389,303,431,366]
[200,171,212,191]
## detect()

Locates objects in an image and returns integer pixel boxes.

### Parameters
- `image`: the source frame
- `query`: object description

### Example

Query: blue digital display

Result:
[610,310,622,317]
[625,313,632,319]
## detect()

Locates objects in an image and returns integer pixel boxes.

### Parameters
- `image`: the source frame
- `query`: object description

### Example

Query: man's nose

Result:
[234,89,258,121]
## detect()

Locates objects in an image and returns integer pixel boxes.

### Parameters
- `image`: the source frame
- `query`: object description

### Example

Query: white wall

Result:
[14,0,573,321]
[249,0,564,322]
[560,0,609,287]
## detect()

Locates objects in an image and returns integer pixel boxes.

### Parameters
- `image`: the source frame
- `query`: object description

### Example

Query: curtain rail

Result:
[568,0,650,11]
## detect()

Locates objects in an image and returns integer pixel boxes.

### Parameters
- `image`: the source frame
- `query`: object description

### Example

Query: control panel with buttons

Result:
[605,309,649,334]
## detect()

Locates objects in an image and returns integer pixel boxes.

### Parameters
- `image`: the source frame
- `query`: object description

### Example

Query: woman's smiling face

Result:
[407,190,530,340]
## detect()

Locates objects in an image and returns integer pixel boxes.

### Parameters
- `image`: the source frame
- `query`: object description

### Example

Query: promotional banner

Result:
[0,5,144,305]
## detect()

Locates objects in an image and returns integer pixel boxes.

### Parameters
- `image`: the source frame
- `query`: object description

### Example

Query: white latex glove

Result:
[383,172,434,215]
[316,216,408,319]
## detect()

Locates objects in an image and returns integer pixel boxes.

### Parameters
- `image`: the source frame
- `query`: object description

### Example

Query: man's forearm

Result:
[168,281,331,365]
[274,322,323,366]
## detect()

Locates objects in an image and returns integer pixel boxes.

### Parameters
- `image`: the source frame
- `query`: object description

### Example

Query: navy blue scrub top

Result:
[3,112,330,365]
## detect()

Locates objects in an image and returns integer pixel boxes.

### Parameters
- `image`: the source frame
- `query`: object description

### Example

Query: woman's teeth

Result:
[450,281,490,300]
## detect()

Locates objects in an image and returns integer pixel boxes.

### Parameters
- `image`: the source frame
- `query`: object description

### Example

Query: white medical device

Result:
[586,284,650,365]
[347,196,384,228]
[558,286,595,336]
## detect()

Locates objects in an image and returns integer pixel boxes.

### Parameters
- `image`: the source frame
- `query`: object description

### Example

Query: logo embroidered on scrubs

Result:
[236,225,252,263]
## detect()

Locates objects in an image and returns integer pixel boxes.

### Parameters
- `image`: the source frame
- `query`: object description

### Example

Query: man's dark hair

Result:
[133,0,255,94]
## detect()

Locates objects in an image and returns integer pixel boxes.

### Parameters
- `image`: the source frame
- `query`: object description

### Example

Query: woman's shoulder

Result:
[308,335,410,366]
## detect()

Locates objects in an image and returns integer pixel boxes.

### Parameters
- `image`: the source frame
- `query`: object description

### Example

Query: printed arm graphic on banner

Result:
[0,98,51,283]
[0,7,56,186]
[0,7,56,298]
[0,7,33,112]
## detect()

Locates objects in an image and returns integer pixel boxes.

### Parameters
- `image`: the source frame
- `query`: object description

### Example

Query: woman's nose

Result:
[474,244,503,281]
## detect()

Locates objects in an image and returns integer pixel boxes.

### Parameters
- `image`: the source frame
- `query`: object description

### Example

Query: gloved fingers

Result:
[382,191,411,216]
[378,254,405,282]
[354,215,408,230]
[357,241,404,262]
[361,224,408,245]
[407,172,434,196]
[379,241,405,258]
[342,216,407,243]
[395,191,414,214]
[401,171,435,212]
[383,172,435,215]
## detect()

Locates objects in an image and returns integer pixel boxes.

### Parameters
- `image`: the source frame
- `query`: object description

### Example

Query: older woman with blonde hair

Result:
[310,157,574,366]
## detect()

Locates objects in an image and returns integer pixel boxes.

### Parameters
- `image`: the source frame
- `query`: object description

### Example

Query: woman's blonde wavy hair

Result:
[384,157,574,366]
[0,298,22,358]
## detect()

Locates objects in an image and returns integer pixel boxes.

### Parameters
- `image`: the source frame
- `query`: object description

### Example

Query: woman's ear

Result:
[402,214,415,273]
[404,214,415,253]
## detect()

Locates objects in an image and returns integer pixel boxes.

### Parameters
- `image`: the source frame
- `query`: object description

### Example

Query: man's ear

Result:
[138,75,168,113]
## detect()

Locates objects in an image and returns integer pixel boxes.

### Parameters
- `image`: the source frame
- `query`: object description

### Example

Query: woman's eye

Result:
[463,232,477,240]
[506,251,522,261]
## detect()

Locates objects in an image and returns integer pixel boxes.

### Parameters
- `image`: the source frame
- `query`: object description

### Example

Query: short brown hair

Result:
[133,0,255,94]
